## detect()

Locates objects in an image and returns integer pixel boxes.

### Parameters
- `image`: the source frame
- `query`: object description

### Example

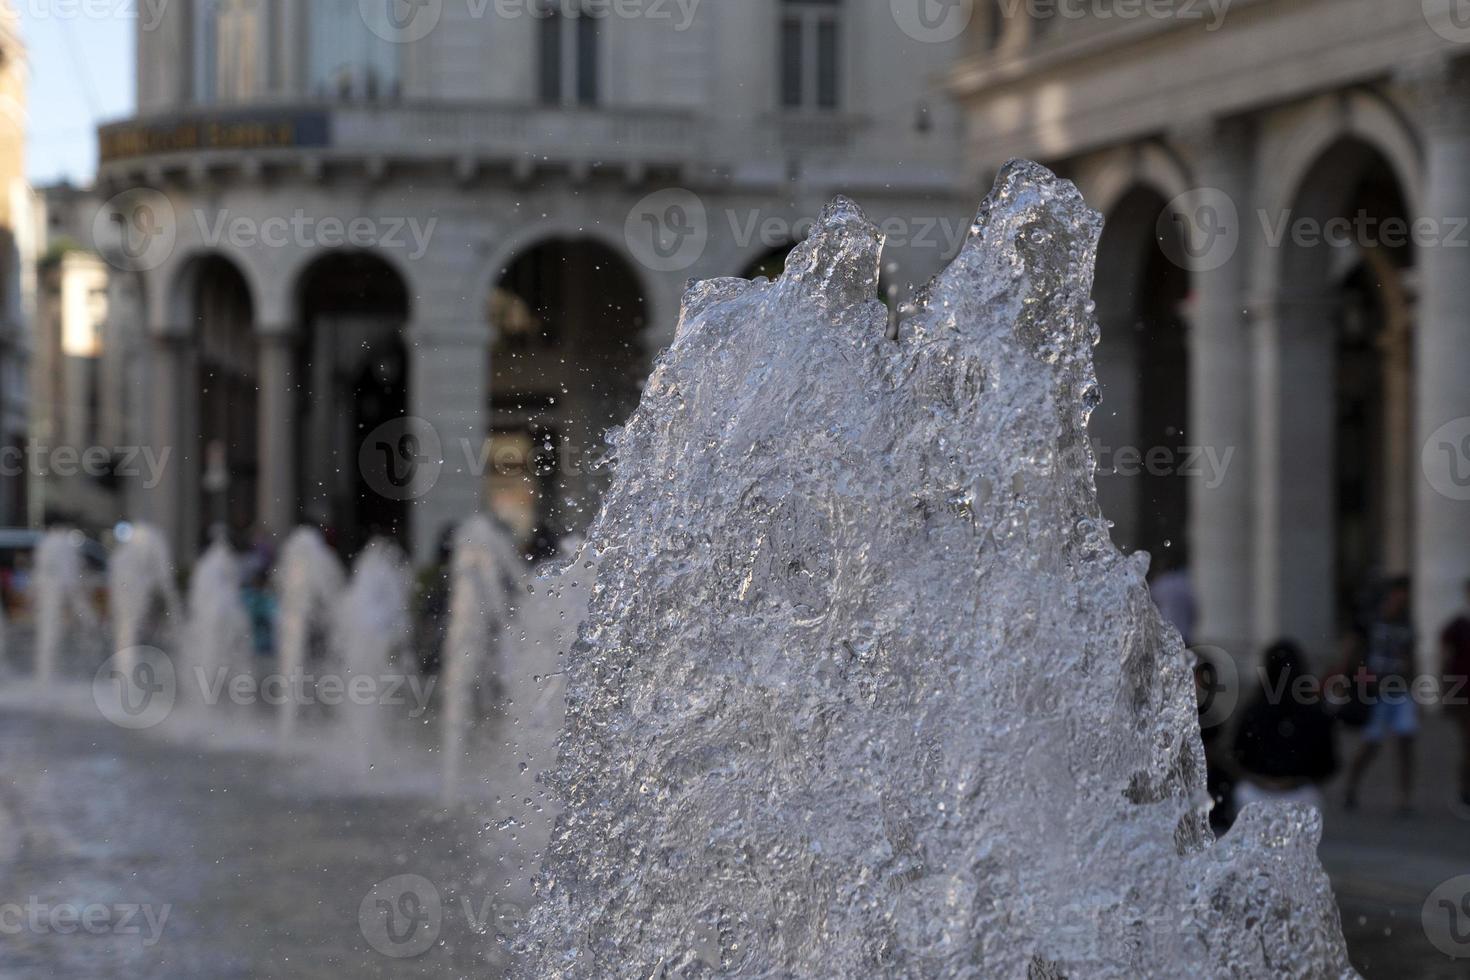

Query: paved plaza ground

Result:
[1320,712,1470,978]
[0,705,1465,977]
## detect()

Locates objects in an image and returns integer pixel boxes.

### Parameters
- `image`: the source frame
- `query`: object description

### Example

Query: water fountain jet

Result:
[180,539,255,724]
[329,539,414,773]
[520,162,1354,977]
[107,524,182,677]
[33,529,98,685]
[439,514,526,796]
[273,528,346,742]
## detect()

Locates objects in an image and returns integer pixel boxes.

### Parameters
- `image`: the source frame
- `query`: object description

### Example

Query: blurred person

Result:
[1440,579,1470,809]
[1323,627,1374,729]
[240,565,278,658]
[1150,550,1196,645]
[1343,577,1417,814]
[414,524,457,675]
[1231,640,1337,812]
[1194,656,1236,832]
[244,525,276,583]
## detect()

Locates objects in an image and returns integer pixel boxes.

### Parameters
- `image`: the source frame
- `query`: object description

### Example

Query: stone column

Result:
[256,329,299,537]
[1252,290,1338,657]
[1412,57,1470,680]
[406,317,491,564]
[1180,120,1256,657]
[147,333,190,559]
[1378,297,1415,576]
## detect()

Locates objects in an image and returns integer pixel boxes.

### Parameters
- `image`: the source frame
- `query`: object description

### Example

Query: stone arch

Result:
[292,250,414,556]
[1256,124,1416,653]
[1255,88,1423,281]
[1073,141,1193,222]
[482,233,651,551]
[474,221,653,342]
[159,247,263,338]
[158,250,260,546]
[1089,183,1191,563]
[282,245,418,330]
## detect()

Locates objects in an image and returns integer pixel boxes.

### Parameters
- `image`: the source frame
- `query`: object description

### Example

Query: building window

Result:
[308,0,401,100]
[193,0,268,104]
[780,0,842,110]
[539,5,600,107]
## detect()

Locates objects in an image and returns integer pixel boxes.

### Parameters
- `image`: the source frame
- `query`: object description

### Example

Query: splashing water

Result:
[329,539,414,770]
[490,539,594,904]
[273,528,346,741]
[440,515,527,795]
[181,540,254,717]
[520,163,1354,977]
[108,524,182,677]
[505,539,589,796]
[33,530,97,685]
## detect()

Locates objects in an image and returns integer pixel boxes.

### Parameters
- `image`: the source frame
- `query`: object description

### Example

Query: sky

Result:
[17,2,134,186]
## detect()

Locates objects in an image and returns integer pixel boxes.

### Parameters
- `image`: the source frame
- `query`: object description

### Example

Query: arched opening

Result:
[295,252,411,557]
[189,255,258,546]
[1092,187,1191,565]
[1275,137,1414,647]
[486,239,647,553]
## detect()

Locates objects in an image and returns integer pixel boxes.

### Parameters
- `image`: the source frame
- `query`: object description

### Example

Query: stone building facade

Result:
[0,3,33,527]
[950,0,1470,672]
[95,0,968,562]
[31,178,150,536]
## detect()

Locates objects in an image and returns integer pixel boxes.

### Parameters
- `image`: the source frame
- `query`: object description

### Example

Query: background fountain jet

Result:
[520,161,1356,979]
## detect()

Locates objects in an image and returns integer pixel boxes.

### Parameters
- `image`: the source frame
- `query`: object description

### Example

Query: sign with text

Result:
[99,110,331,164]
